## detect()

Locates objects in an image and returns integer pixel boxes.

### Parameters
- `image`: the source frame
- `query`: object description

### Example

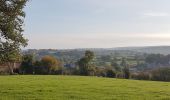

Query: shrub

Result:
[131,72,150,80]
[116,72,124,79]
[151,67,170,82]
[106,69,116,78]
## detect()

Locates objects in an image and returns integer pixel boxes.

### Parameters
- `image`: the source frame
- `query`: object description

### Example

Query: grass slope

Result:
[0,75,170,100]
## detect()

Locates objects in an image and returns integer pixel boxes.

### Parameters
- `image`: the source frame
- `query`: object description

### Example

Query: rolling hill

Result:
[24,46,170,61]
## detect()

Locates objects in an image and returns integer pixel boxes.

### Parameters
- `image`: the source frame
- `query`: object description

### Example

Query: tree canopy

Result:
[41,55,61,74]
[78,50,95,76]
[0,0,28,74]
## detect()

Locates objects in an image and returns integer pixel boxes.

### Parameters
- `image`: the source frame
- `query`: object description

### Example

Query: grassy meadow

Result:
[0,75,170,100]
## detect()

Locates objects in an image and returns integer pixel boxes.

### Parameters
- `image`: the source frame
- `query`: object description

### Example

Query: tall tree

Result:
[123,65,130,79]
[120,57,130,79]
[78,50,95,76]
[120,57,127,67]
[111,57,120,72]
[0,0,28,74]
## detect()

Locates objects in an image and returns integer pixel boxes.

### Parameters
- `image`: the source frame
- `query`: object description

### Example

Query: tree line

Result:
[19,51,127,77]
[18,50,130,79]
[2,47,170,82]
[16,51,170,82]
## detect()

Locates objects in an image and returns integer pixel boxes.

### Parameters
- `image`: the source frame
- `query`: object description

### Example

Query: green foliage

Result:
[0,0,28,74]
[78,50,95,76]
[123,66,130,79]
[151,67,170,81]
[20,54,34,74]
[34,60,47,74]
[20,55,63,75]
[100,55,111,62]
[116,72,124,78]
[120,57,127,67]
[111,57,121,72]
[84,50,95,63]
[0,0,28,57]
[135,63,147,71]
[41,55,61,74]
[106,69,116,78]
[120,57,130,79]
[145,54,170,66]
[131,72,150,80]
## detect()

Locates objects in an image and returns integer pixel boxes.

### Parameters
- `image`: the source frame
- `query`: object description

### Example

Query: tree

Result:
[78,50,95,76]
[120,57,127,67]
[151,67,170,81]
[20,54,34,74]
[34,60,44,74]
[85,50,94,61]
[0,0,29,74]
[145,54,163,65]
[41,55,61,74]
[120,57,130,79]
[123,66,130,79]
[111,57,120,72]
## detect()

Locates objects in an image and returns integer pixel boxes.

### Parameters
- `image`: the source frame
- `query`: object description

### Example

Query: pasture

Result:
[0,75,170,100]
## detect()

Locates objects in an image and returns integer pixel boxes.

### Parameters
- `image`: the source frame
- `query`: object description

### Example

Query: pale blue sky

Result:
[24,0,170,49]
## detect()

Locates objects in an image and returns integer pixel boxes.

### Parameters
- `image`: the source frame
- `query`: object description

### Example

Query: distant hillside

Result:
[114,46,170,55]
[23,46,170,62]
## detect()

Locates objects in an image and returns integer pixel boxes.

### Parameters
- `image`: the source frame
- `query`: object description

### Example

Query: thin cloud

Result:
[143,12,170,17]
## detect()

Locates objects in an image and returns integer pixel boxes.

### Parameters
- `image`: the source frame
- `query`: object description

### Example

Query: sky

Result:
[24,0,170,49]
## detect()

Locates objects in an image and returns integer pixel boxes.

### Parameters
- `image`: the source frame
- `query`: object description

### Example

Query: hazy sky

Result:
[24,0,170,49]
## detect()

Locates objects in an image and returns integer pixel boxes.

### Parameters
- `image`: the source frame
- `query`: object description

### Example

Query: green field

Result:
[0,76,170,100]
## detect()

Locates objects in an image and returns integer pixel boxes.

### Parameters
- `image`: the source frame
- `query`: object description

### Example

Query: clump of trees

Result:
[130,67,170,82]
[20,54,62,75]
[145,54,170,66]
[19,50,129,79]
[77,51,130,78]
[151,67,170,81]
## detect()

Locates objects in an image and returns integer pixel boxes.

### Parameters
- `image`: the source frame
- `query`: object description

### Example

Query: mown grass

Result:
[0,75,170,100]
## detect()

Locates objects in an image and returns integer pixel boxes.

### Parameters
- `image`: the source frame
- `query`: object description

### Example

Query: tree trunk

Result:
[7,62,14,75]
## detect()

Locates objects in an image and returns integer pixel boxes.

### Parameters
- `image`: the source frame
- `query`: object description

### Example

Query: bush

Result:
[131,72,150,80]
[106,69,116,78]
[151,67,170,82]
[116,72,124,79]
